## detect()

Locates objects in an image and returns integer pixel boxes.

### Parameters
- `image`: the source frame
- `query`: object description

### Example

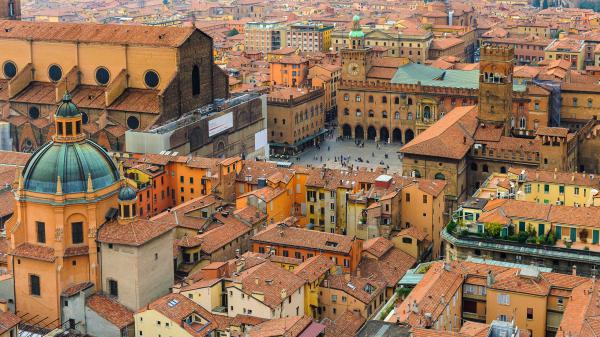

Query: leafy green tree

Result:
[484,222,503,238]
[227,28,240,37]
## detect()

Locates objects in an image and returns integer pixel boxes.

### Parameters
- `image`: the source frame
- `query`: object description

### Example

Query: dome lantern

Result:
[118,184,138,221]
[54,91,85,143]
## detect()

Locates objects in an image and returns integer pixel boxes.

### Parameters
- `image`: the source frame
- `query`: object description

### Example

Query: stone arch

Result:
[367,126,377,140]
[342,124,352,138]
[355,125,364,139]
[392,128,402,143]
[380,127,389,143]
[405,129,415,143]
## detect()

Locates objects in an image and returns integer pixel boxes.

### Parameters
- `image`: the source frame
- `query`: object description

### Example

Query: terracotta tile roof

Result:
[97,219,175,246]
[362,237,393,258]
[293,254,335,283]
[11,242,55,262]
[483,199,552,221]
[358,247,415,287]
[400,105,478,160]
[251,224,355,254]
[86,294,134,329]
[0,310,20,334]
[108,88,161,114]
[430,37,464,50]
[234,261,305,308]
[0,190,15,219]
[248,316,314,337]
[536,126,569,137]
[322,310,366,337]
[391,261,463,325]
[459,322,490,337]
[150,194,221,230]
[178,214,252,254]
[0,20,197,48]
[556,280,598,337]
[0,151,31,166]
[234,205,267,225]
[324,274,386,304]
[417,179,446,197]
[62,281,93,297]
[139,293,220,335]
[397,227,430,242]
[64,245,89,257]
[367,67,398,80]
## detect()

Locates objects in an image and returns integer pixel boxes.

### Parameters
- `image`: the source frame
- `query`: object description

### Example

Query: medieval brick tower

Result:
[341,15,372,82]
[478,45,514,134]
[0,0,20,19]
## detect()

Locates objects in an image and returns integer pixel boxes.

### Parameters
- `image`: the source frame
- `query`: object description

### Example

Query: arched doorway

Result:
[380,127,389,143]
[342,124,352,138]
[405,129,415,143]
[367,126,376,140]
[355,125,364,139]
[392,128,402,143]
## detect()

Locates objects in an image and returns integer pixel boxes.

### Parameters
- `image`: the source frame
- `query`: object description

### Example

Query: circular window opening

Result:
[127,116,140,130]
[28,106,40,119]
[95,67,110,85]
[81,111,89,124]
[144,70,160,88]
[3,61,17,79]
[48,64,63,82]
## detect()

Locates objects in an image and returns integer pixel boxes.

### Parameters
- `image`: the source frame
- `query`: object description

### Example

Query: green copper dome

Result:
[55,92,80,118]
[349,14,364,38]
[22,140,120,194]
[118,185,137,201]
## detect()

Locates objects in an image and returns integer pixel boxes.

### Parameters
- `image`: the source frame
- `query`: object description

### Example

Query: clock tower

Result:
[341,15,372,82]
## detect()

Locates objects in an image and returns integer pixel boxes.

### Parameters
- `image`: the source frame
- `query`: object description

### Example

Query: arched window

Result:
[394,97,400,104]
[344,108,349,116]
[382,111,387,118]
[588,98,593,108]
[423,106,431,120]
[274,118,278,124]
[382,96,387,103]
[434,173,446,180]
[407,112,413,120]
[192,65,201,96]
[356,109,362,117]
[519,117,526,129]
[407,98,413,105]
[500,166,507,174]
[344,94,349,101]
[412,170,421,178]
[470,163,478,171]
[368,95,374,103]
[368,110,374,117]
[395,111,400,120]
[483,164,489,173]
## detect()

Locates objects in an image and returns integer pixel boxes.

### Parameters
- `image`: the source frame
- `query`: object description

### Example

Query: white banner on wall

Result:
[255,128,268,150]
[208,112,234,137]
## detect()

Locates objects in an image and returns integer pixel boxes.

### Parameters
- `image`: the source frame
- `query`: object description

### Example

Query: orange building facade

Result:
[7,93,122,328]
